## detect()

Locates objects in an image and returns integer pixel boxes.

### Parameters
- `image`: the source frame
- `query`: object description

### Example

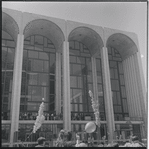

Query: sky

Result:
[2,2,147,85]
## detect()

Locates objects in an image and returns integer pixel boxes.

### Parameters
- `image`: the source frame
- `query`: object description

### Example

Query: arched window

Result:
[108,47,129,121]
[69,41,94,121]
[2,30,15,120]
[20,35,56,120]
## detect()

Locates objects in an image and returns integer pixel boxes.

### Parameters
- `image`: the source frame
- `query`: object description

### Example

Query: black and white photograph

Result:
[2,1,147,147]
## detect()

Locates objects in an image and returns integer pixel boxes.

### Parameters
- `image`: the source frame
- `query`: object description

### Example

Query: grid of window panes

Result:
[2,31,15,120]
[108,47,129,121]
[20,35,56,120]
[2,124,11,143]
[96,57,106,121]
[69,41,94,120]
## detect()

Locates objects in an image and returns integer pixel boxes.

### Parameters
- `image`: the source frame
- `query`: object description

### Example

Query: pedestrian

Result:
[35,137,46,147]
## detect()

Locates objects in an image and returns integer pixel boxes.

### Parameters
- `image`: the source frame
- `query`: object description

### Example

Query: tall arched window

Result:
[2,30,15,120]
[69,41,94,121]
[108,47,129,121]
[20,35,56,120]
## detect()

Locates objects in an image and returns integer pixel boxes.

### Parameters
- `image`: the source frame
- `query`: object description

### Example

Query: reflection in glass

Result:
[2,31,15,120]
[108,47,129,121]
[20,35,56,119]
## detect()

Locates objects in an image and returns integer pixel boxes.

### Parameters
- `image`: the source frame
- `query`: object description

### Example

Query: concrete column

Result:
[55,52,61,115]
[101,47,115,143]
[10,33,24,147]
[62,41,71,131]
[133,53,147,138]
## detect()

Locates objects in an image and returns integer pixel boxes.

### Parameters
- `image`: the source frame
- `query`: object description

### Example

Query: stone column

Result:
[55,52,62,115]
[101,47,115,143]
[10,33,24,147]
[133,52,147,138]
[62,41,71,131]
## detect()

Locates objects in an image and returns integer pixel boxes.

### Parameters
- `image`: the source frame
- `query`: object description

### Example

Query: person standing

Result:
[35,137,46,147]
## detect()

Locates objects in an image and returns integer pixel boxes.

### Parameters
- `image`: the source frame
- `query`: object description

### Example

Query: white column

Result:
[123,58,134,117]
[62,41,71,131]
[133,53,147,138]
[55,52,61,115]
[10,34,24,147]
[101,47,115,143]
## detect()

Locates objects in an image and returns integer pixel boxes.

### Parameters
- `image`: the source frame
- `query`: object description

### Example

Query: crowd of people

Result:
[34,130,146,147]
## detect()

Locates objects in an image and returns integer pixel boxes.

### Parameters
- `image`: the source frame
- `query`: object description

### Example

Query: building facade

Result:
[2,8,147,147]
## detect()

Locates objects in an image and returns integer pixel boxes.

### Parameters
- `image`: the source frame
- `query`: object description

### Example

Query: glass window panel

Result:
[97,76,102,83]
[48,43,55,49]
[98,84,103,94]
[27,102,41,111]
[24,45,34,50]
[38,73,49,86]
[72,89,82,99]
[2,47,7,63]
[69,41,74,49]
[28,73,38,85]
[27,86,32,95]
[109,61,117,68]
[28,51,38,58]
[110,69,114,79]
[7,48,15,63]
[114,69,118,79]
[73,64,81,75]
[86,59,92,71]
[35,36,43,45]
[39,52,48,60]
[77,77,82,88]
[113,92,117,104]
[70,56,76,63]
[108,48,112,54]
[87,74,93,83]
[50,54,55,67]
[70,64,73,75]
[50,81,55,94]
[96,59,101,72]
[41,87,49,102]
[122,99,128,113]
[33,60,43,72]
[111,80,119,91]
[70,76,77,88]
[31,36,34,45]
[76,57,81,64]
[44,38,48,47]
[116,92,121,105]
[118,62,123,74]
[2,40,6,46]
[88,84,93,92]
[79,57,85,64]
[75,41,79,49]
[120,75,124,85]
[31,86,42,96]
[35,44,43,51]
[24,40,30,45]
[6,40,15,47]
[70,49,80,56]
[44,61,49,72]
[121,86,126,98]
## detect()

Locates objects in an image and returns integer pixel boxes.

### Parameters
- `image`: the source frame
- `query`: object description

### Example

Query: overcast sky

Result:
[2,2,147,84]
